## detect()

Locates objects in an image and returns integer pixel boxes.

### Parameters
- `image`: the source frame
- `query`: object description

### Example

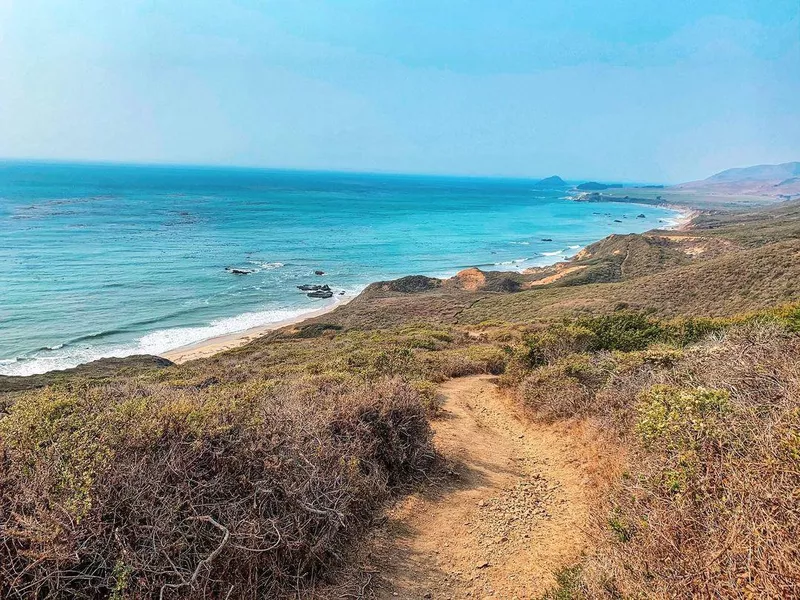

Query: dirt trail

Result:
[370,376,596,599]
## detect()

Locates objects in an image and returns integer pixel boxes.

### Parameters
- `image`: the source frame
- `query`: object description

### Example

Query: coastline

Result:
[162,204,697,365]
[162,295,353,363]
[671,207,701,231]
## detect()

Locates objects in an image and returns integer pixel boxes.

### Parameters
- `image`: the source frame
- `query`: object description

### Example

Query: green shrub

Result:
[636,385,731,451]
[520,323,596,367]
[540,565,587,600]
[577,312,665,352]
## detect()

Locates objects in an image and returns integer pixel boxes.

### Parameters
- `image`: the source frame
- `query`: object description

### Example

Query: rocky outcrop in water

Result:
[298,284,331,292]
[533,175,567,188]
[576,182,622,191]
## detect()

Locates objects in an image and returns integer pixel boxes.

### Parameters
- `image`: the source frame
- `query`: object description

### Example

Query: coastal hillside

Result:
[1,199,800,598]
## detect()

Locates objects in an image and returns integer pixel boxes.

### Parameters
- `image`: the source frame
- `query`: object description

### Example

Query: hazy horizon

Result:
[1,1,798,183]
[0,156,693,185]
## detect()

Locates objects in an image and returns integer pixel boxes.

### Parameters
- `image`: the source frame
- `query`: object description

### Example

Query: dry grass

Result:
[520,322,800,598]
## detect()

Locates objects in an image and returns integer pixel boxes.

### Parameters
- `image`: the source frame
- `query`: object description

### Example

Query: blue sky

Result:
[0,1,798,182]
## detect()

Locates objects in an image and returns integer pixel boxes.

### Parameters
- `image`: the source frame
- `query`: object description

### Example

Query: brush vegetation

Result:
[522,319,800,598]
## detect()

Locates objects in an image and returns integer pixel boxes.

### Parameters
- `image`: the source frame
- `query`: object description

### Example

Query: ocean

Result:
[0,161,680,376]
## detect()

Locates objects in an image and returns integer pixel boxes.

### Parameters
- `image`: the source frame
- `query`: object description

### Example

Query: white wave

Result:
[248,261,285,270]
[509,241,530,245]
[568,244,582,250]
[541,249,566,257]
[0,304,337,377]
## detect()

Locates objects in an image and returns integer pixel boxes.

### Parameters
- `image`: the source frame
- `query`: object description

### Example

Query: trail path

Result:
[370,376,596,599]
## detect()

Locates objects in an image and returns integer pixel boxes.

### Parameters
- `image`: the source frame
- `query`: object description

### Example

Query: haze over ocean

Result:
[0,162,679,375]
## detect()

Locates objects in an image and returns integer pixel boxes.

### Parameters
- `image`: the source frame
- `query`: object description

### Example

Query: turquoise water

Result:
[0,162,679,375]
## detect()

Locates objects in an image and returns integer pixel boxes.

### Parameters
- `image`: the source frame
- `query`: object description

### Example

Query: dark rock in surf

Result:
[298,284,331,292]
[307,290,334,299]
[315,270,325,276]
[541,238,553,242]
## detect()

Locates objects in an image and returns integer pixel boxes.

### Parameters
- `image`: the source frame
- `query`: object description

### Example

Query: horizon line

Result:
[0,156,673,187]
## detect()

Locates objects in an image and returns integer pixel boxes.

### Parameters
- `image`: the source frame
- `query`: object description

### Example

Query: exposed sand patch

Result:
[454,267,487,291]
[647,234,733,258]
[525,265,587,287]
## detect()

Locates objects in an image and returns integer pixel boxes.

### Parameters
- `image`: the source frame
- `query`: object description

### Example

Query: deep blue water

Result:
[0,162,679,375]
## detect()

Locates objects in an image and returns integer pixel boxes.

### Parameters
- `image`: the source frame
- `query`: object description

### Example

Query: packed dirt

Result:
[367,376,600,599]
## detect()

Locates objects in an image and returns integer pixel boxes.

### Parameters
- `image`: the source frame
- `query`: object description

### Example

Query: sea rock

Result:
[614,219,623,223]
[637,213,646,218]
[314,270,325,276]
[226,267,252,275]
[541,238,553,242]
[307,290,334,299]
[533,175,567,188]
[577,181,623,191]
[298,284,331,292]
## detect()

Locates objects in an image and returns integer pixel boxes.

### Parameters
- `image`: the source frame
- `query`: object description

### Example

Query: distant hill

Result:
[533,175,567,188]
[677,161,800,198]
[706,162,800,183]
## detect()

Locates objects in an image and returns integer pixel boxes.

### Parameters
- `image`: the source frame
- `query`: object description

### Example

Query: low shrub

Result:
[569,323,800,598]
[0,377,435,599]
[519,354,612,421]
[519,323,596,367]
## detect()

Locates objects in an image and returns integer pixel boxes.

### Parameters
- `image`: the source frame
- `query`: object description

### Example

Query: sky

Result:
[0,1,798,182]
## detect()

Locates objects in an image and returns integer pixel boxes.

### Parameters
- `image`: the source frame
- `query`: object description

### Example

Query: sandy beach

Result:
[162,295,353,364]
[675,209,702,230]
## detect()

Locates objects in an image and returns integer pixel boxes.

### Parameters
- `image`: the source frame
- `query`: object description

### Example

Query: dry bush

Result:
[518,355,608,422]
[0,376,434,599]
[575,323,800,598]
[509,321,800,598]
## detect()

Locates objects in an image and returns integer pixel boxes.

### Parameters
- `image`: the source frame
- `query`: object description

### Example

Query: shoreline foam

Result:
[162,295,353,363]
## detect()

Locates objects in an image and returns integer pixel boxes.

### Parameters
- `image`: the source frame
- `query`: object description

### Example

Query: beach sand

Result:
[162,296,352,364]
[675,209,701,231]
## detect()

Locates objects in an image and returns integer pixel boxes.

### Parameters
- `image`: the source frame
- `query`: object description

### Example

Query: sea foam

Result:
[0,304,335,377]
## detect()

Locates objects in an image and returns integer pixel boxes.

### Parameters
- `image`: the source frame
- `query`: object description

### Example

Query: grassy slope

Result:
[2,199,800,598]
[460,238,800,322]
